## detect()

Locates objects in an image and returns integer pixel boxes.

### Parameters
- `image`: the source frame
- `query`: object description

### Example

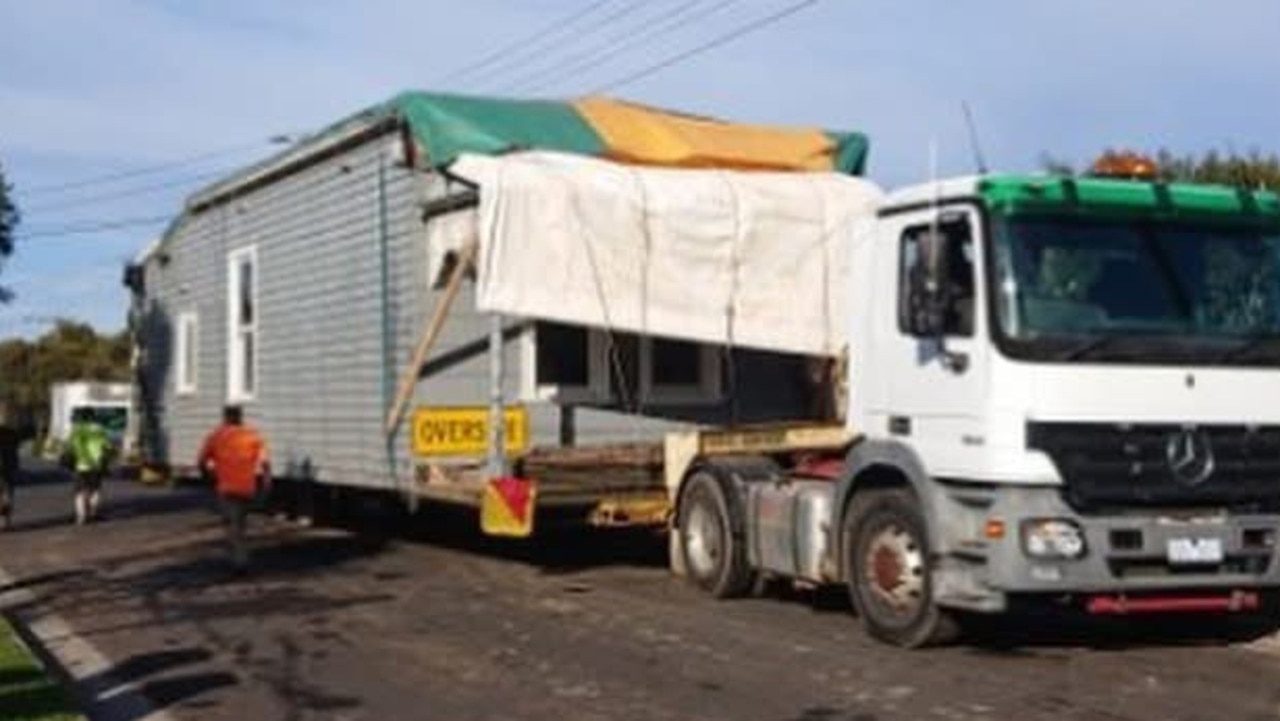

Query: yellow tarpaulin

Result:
[575,97,839,172]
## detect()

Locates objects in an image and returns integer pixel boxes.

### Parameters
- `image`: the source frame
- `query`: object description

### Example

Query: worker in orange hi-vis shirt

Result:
[198,405,271,575]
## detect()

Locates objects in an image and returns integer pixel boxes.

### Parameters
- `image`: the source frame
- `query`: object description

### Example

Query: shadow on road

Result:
[6,473,212,533]
[70,647,238,721]
[0,568,95,595]
[963,607,1280,653]
[306,492,669,576]
[690,568,1280,653]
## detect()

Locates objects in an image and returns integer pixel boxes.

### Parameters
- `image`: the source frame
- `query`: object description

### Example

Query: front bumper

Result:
[930,483,1280,612]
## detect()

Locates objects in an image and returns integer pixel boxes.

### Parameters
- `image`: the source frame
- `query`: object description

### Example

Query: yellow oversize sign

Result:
[411,406,529,457]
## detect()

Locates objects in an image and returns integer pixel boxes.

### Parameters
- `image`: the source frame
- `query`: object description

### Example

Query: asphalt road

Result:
[2,463,1279,721]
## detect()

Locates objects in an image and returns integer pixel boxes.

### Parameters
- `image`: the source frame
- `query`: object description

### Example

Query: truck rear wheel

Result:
[677,469,754,598]
[844,488,958,648]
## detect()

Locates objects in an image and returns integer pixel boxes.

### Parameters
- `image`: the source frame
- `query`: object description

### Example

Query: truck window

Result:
[898,221,975,337]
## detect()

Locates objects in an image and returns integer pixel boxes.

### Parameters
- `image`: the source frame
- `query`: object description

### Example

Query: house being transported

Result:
[126,92,875,532]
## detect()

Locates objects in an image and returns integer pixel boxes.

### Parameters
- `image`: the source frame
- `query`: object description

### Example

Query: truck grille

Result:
[1027,422,1280,512]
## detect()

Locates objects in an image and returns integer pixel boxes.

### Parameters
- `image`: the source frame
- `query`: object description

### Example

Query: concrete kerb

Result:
[0,564,179,721]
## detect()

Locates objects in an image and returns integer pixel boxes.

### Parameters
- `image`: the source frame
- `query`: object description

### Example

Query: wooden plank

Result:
[385,240,479,435]
[522,443,664,468]
[697,423,856,456]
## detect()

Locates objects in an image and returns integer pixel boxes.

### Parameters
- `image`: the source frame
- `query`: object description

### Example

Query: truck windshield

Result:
[991,214,1280,365]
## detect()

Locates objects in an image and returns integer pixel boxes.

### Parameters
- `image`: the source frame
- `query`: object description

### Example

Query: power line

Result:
[20,139,282,197]
[491,0,691,94]
[591,0,822,94]
[435,0,623,88]
[512,0,743,96]
[16,215,171,240]
[470,1,651,94]
[23,167,234,214]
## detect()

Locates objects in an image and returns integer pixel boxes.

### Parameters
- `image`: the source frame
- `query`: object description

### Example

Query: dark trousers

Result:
[0,467,14,527]
[219,495,252,568]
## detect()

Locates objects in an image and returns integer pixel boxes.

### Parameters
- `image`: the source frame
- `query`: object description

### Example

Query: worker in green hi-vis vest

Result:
[64,408,113,525]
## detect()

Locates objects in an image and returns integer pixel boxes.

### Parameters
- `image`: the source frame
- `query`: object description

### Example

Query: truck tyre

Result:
[677,469,754,598]
[844,487,958,648]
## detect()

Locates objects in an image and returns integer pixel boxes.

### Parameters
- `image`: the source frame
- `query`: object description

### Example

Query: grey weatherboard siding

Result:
[138,128,816,494]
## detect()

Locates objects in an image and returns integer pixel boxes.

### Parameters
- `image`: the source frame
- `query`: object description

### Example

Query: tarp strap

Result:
[718,170,744,425]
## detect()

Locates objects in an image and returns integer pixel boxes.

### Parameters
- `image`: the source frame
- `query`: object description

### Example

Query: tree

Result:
[1151,149,1280,191]
[1041,148,1280,191]
[0,159,18,303]
[0,320,132,439]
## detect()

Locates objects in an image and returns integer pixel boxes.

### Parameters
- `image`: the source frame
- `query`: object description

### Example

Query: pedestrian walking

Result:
[198,405,270,574]
[0,405,21,531]
[65,408,113,525]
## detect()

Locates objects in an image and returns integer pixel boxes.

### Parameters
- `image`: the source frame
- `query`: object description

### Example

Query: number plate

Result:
[1166,537,1224,565]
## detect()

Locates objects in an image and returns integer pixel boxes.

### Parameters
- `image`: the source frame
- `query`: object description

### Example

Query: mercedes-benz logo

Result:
[1165,428,1215,487]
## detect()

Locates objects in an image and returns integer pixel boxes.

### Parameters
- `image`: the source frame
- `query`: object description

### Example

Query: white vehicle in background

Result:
[48,382,132,454]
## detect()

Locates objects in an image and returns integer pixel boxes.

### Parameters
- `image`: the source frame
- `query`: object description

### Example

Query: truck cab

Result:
[672,171,1280,646]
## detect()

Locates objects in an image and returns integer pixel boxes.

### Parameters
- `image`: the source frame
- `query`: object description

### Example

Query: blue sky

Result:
[1,0,1277,338]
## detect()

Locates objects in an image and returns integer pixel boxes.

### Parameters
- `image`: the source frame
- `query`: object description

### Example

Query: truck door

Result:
[874,206,989,477]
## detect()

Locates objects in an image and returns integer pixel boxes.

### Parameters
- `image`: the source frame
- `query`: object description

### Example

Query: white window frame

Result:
[176,311,199,395]
[640,337,723,405]
[521,324,610,404]
[522,324,722,407]
[226,245,259,402]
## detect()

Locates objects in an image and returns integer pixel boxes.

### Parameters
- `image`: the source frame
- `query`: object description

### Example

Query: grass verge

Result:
[0,616,83,721]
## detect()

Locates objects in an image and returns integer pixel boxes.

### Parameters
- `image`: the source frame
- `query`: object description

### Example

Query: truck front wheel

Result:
[677,469,754,598]
[844,488,958,648]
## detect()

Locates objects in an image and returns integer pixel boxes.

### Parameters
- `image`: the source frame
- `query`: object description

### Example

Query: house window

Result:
[176,312,198,395]
[604,333,722,406]
[639,336,722,404]
[523,324,722,406]
[524,321,608,403]
[227,246,258,401]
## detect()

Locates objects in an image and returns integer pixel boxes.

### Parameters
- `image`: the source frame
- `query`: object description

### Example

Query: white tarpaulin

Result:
[450,151,883,357]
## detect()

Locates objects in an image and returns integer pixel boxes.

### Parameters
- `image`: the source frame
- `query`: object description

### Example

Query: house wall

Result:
[139,129,821,494]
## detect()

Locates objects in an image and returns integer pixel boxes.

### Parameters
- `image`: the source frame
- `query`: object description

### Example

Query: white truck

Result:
[48,382,132,453]
[452,151,1280,647]
[660,169,1280,646]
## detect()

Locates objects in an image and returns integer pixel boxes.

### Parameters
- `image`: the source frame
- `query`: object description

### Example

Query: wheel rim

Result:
[862,522,926,619]
[684,499,722,579]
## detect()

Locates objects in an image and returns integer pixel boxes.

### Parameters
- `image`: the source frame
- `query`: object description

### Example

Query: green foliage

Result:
[1153,149,1280,191]
[0,320,131,435]
[0,160,19,304]
[1037,153,1077,178]
[1202,242,1280,332]
[1042,148,1280,192]
[0,619,84,721]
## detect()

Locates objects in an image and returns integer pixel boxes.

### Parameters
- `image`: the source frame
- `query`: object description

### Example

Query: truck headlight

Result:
[1021,519,1086,559]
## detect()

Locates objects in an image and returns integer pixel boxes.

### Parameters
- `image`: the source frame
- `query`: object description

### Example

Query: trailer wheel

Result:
[677,469,753,598]
[844,488,958,648]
